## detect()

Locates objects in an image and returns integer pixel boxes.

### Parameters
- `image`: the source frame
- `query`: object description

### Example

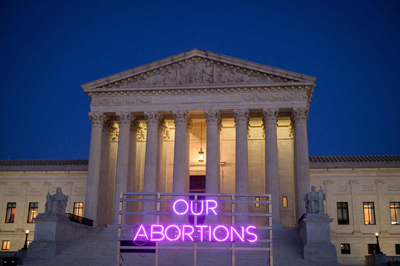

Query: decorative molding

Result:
[0,182,7,187]
[21,182,29,187]
[362,185,373,191]
[110,123,119,141]
[172,110,189,126]
[75,186,85,193]
[291,107,309,123]
[43,182,51,187]
[144,111,161,126]
[375,179,385,185]
[233,109,249,125]
[30,186,40,193]
[65,181,73,186]
[88,112,106,127]
[204,109,221,124]
[388,184,399,191]
[337,185,347,191]
[137,124,146,141]
[323,180,333,185]
[91,91,309,106]
[116,112,134,126]
[349,180,358,185]
[262,108,279,124]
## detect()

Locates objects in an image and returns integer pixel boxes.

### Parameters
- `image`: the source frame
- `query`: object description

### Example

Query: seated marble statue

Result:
[45,188,69,215]
[304,186,325,214]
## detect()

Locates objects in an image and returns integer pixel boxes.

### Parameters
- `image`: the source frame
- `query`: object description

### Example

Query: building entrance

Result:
[189,175,205,225]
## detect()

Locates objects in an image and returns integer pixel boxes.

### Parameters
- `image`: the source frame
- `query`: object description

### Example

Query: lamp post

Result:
[374,232,383,254]
[23,230,29,250]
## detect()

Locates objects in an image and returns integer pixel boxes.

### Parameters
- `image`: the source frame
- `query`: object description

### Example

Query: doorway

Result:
[189,175,205,225]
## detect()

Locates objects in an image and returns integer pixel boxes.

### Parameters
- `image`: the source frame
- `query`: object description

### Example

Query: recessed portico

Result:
[82,49,316,228]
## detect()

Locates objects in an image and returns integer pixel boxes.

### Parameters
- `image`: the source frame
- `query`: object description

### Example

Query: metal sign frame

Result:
[117,192,272,266]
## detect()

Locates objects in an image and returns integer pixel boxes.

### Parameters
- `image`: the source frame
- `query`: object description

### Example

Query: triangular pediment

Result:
[82,49,316,91]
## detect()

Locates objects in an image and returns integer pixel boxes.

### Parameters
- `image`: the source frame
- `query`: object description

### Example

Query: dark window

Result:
[337,202,349,225]
[5,202,16,223]
[73,203,83,217]
[341,243,351,254]
[189,175,205,225]
[368,244,377,254]
[1,240,10,250]
[363,202,376,225]
[390,202,400,225]
[395,244,400,255]
[27,202,38,223]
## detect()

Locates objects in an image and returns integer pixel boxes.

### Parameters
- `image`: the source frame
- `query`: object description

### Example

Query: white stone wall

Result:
[311,168,400,265]
[0,171,86,251]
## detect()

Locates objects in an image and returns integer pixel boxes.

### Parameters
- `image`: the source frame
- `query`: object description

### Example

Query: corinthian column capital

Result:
[262,108,279,124]
[233,109,249,125]
[116,112,134,127]
[172,110,189,126]
[204,109,221,124]
[291,107,309,123]
[89,112,106,127]
[144,111,161,126]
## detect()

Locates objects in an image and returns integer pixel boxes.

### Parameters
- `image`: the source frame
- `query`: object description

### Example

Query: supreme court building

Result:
[0,49,399,266]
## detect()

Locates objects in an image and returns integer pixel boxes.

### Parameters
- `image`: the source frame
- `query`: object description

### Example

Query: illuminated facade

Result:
[0,50,399,265]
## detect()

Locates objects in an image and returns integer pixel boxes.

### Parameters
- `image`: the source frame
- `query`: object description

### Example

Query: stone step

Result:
[23,225,325,266]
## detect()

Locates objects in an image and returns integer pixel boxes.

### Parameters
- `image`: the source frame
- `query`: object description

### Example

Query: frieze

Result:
[388,184,399,191]
[96,58,302,89]
[92,91,308,106]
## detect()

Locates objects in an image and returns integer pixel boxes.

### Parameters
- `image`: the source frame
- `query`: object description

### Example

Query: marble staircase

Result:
[23,225,323,266]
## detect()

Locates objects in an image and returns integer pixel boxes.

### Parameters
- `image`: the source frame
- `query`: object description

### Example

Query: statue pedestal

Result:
[297,213,339,265]
[365,254,387,266]
[27,213,91,259]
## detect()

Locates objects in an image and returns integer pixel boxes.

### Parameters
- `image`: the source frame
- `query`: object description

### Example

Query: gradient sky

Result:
[0,0,399,160]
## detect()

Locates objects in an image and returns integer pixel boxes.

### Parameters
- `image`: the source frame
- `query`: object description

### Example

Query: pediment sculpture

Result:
[98,58,300,88]
[45,188,69,215]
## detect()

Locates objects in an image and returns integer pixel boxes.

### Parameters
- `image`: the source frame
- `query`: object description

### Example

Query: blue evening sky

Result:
[0,0,399,160]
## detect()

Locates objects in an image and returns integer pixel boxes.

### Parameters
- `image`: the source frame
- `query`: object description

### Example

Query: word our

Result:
[173,199,218,215]
[133,224,258,243]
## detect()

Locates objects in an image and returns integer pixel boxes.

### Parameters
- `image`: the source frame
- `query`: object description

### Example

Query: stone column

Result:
[127,121,139,224]
[85,112,106,223]
[156,120,166,194]
[106,123,119,224]
[204,110,221,224]
[171,111,190,223]
[112,112,134,223]
[97,121,111,226]
[291,107,311,222]
[185,120,193,193]
[263,108,280,224]
[349,180,361,233]
[142,111,161,224]
[233,109,249,224]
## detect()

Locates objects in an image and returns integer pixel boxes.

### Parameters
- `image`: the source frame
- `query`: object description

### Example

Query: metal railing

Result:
[66,213,93,227]
[117,192,272,266]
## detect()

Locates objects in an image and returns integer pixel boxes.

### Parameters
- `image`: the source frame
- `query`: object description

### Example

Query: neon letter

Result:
[150,225,165,241]
[165,225,181,241]
[206,200,218,215]
[208,226,212,241]
[133,224,149,241]
[213,225,230,242]
[231,226,245,242]
[173,199,189,215]
[245,226,258,243]
[182,225,195,241]
[190,200,204,215]
[196,225,208,242]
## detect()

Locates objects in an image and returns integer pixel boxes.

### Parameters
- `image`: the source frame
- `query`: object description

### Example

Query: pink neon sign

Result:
[134,224,258,243]
[133,199,259,243]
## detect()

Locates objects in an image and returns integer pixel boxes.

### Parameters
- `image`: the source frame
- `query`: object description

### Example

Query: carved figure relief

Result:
[99,58,300,89]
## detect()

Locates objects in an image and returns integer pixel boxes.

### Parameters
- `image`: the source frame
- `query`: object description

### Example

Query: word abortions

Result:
[133,199,258,243]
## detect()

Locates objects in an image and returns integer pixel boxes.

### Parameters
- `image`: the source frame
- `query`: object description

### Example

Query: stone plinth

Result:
[365,254,387,266]
[297,213,339,265]
[27,213,91,259]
